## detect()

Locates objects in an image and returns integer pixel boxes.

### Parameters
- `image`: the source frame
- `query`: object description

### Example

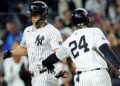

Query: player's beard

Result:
[32,18,46,29]
[32,18,38,25]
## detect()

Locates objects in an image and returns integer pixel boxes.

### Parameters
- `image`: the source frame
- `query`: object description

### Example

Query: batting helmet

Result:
[71,8,91,27]
[29,1,48,26]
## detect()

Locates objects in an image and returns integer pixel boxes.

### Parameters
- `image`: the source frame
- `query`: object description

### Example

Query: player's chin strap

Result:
[35,14,46,27]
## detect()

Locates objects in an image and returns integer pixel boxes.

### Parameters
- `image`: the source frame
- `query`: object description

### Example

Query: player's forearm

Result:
[99,43,120,69]
[42,53,60,67]
[11,45,27,57]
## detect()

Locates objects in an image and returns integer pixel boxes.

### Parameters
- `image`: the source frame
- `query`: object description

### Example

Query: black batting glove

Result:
[42,60,55,73]
[3,50,12,60]
[46,64,55,73]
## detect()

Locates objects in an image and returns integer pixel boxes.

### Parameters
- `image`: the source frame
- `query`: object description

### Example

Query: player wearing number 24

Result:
[42,8,120,86]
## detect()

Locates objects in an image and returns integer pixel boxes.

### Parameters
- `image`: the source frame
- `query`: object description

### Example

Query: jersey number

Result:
[69,35,89,58]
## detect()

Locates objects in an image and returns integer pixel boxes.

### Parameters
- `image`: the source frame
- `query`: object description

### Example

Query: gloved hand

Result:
[42,60,55,73]
[37,62,55,73]
[46,64,55,73]
[3,50,12,60]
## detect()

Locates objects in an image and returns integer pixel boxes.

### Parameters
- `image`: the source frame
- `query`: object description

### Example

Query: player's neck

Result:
[36,22,47,29]
[81,25,87,28]
[76,25,87,29]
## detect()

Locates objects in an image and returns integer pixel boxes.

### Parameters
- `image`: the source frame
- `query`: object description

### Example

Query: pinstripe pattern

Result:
[20,23,62,86]
[56,27,112,86]
[74,69,112,86]
[32,72,58,86]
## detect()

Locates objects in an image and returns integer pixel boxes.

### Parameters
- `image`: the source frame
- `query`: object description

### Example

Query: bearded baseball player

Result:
[42,8,120,86]
[3,1,63,86]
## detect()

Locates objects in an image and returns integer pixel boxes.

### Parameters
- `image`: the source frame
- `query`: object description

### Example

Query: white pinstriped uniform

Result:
[56,27,112,86]
[20,23,62,86]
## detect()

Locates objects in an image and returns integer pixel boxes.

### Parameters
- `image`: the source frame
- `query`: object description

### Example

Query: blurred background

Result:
[0,0,120,86]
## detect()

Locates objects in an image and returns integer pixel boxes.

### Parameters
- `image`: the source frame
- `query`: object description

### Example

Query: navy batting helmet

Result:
[29,1,48,15]
[71,8,91,27]
[29,1,48,26]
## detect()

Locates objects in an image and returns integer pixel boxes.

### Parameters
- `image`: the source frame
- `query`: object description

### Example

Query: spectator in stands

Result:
[3,41,30,86]
[54,16,64,30]
[1,19,22,50]
[62,10,72,28]
[108,0,120,24]
[100,18,118,46]
[0,60,7,86]
[54,16,73,41]
[114,20,120,38]
[58,0,76,18]
[85,0,106,16]
[2,41,27,86]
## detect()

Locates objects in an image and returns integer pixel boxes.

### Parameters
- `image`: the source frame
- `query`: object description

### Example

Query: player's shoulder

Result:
[72,27,102,36]
[91,27,106,36]
[47,23,59,31]
[23,25,34,33]
[47,23,60,33]
[91,27,102,32]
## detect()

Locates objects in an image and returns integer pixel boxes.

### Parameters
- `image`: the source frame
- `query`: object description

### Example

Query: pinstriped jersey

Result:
[20,23,62,72]
[56,27,109,71]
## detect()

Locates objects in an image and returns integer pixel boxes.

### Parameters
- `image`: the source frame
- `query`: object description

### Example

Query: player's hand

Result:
[37,62,55,73]
[46,64,55,73]
[3,50,12,60]
[55,71,67,78]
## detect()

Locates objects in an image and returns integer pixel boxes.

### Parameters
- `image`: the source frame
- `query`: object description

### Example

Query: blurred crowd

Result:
[0,0,120,86]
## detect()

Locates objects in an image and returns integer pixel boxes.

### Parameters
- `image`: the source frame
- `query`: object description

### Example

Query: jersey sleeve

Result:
[20,29,27,48]
[93,28,110,48]
[56,45,69,61]
[50,29,63,49]
[56,39,69,61]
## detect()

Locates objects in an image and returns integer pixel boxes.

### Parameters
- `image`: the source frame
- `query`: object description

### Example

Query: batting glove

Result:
[46,64,55,73]
[3,50,12,60]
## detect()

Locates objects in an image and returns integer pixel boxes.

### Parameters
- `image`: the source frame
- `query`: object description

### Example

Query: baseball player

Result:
[42,8,120,86]
[3,1,63,86]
